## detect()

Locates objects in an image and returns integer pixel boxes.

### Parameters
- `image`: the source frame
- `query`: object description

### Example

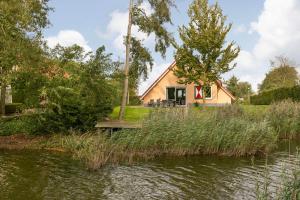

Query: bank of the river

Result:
[0,101,299,171]
[0,134,45,150]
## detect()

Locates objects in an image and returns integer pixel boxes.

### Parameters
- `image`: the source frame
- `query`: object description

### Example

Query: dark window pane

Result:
[167,88,175,100]
[203,86,212,98]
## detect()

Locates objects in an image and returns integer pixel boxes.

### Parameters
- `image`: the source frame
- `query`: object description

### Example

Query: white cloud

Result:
[229,0,300,91]
[97,2,155,53]
[46,30,92,53]
[139,62,171,95]
[234,24,247,33]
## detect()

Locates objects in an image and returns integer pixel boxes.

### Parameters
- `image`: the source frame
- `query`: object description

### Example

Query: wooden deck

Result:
[96,120,142,129]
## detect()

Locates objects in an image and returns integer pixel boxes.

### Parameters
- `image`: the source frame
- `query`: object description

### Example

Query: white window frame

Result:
[194,85,213,100]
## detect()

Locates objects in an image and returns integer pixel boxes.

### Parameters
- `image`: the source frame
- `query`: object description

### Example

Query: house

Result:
[140,62,235,106]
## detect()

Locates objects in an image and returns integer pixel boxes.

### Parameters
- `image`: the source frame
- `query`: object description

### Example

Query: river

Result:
[0,140,299,200]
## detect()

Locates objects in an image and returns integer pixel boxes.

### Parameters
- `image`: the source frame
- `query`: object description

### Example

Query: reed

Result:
[44,106,278,169]
[43,101,300,169]
[265,100,300,139]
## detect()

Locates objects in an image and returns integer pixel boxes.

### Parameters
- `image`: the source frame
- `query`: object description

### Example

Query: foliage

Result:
[132,0,176,58]
[119,0,176,120]
[129,96,142,105]
[0,0,51,115]
[259,56,299,93]
[250,85,300,105]
[174,0,240,93]
[0,114,42,136]
[11,69,48,107]
[38,45,115,132]
[226,75,253,101]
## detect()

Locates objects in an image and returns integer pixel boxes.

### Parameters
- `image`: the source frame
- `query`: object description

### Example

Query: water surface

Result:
[0,140,299,200]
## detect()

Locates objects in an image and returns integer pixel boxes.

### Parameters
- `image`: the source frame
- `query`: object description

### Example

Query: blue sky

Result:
[44,0,300,94]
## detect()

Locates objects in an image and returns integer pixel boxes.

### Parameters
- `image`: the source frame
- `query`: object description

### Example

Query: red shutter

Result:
[195,86,202,99]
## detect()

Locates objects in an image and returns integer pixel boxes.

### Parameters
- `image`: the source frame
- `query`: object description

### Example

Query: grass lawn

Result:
[110,106,151,122]
[110,104,270,122]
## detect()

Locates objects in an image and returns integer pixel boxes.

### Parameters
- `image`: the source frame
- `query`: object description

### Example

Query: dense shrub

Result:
[5,103,23,115]
[129,96,142,106]
[0,114,42,136]
[11,71,48,107]
[250,86,300,105]
[40,76,114,132]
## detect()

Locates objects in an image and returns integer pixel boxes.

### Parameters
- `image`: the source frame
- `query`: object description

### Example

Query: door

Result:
[176,88,186,105]
[167,87,175,101]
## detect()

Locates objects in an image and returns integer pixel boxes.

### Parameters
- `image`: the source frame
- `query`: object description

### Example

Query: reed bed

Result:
[43,101,300,170]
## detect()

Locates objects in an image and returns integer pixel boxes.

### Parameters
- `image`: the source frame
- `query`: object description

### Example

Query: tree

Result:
[259,56,299,93]
[40,45,117,132]
[226,75,239,97]
[237,81,253,101]
[174,0,240,102]
[226,76,253,100]
[118,0,176,120]
[0,0,51,115]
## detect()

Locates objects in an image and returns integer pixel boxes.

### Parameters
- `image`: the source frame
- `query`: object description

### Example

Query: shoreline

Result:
[0,134,66,152]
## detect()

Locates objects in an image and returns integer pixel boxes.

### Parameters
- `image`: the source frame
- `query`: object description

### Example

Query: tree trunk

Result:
[119,0,133,120]
[0,82,6,116]
[127,91,130,105]
[202,82,206,105]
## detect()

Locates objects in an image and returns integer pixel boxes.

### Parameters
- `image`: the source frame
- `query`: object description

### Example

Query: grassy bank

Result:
[1,101,299,170]
[41,104,285,169]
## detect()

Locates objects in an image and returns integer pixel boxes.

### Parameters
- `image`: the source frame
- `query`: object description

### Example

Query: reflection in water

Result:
[0,140,298,200]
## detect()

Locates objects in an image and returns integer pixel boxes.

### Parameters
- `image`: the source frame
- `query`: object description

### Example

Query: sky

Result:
[44,0,300,94]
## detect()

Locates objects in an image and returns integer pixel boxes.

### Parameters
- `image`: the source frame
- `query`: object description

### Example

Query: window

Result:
[194,85,212,99]
[203,85,212,99]
[167,87,175,100]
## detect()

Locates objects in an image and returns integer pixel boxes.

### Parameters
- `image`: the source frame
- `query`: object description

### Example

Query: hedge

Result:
[250,86,300,105]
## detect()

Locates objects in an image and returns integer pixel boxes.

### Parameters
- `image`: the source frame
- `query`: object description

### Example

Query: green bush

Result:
[0,114,42,136]
[250,86,300,105]
[5,103,23,115]
[40,83,114,133]
[129,96,142,106]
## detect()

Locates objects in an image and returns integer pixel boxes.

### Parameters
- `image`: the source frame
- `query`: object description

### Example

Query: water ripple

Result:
[0,140,299,200]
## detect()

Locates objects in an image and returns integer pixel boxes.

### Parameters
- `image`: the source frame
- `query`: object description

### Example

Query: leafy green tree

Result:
[174,0,240,101]
[0,0,51,115]
[40,45,117,132]
[226,76,253,100]
[226,76,239,97]
[119,0,176,120]
[237,82,253,99]
[259,56,299,93]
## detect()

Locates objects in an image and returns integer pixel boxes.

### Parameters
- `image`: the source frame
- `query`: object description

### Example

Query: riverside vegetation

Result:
[38,100,300,170]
